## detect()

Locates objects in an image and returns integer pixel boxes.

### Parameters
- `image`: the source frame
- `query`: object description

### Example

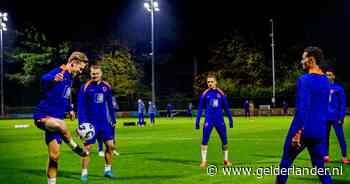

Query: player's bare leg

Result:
[37,117,88,157]
[104,140,116,179]
[222,144,231,166]
[47,140,60,184]
[80,144,92,182]
[200,145,208,168]
[113,141,119,156]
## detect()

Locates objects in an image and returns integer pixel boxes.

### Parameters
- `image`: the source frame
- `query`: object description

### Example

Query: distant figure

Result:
[112,96,119,111]
[138,99,145,126]
[148,101,157,125]
[283,101,289,116]
[323,69,349,164]
[243,100,250,117]
[249,101,255,117]
[187,103,193,118]
[166,103,174,119]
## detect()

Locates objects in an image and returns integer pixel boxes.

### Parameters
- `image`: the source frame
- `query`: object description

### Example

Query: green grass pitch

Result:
[0,116,349,184]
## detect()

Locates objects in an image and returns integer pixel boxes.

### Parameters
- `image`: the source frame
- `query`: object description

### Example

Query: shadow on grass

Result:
[19,168,184,181]
[117,151,161,156]
[298,177,350,184]
[60,150,160,157]
[252,154,310,161]
[18,168,102,180]
[116,175,183,180]
[147,158,198,166]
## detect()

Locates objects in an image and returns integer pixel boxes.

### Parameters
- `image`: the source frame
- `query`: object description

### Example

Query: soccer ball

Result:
[76,123,95,141]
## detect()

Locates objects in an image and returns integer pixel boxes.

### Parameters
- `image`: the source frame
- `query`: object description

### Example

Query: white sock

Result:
[82,169,88,176]
[201,150,207,162]
[105,164,112,172]
[224,150,229,160]
[48,177,56,184]
[68,139,77,149]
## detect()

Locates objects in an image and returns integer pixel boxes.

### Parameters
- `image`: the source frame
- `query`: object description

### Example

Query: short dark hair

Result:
[207,72,217,80]
[326,68,335,74]
[304,46,323,63]
[90,65,101,70]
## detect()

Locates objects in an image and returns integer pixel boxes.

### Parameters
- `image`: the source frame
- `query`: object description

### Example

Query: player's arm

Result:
[223,95,234,128]
[195,94,205,129]
[40,69,61,90]
[39,69,63,96]
[77,84,88,125]
[42,67,65,82]
[106,87,117,126]
[338,86,346,124]
[42,69,57,81]
[295,77,311,129]
[67,102,75,121]
[292,77,310,149]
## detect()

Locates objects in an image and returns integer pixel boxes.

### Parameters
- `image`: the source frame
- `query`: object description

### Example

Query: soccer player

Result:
[243,99,250,117]
[77,65,117,182]
[249,101,255,117]
[187,103,193,118]
[33,51,89,184]
[148,101,157,125]
[276,47,332,184]
[323,69,349,164]
[283,100,289,116]
[166,103,174,119]
[138,99,145,126]
[195,73,234,168]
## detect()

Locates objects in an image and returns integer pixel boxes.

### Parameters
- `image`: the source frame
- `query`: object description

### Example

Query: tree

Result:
[7,26,71,86]
[98,46,142,98]
[194,36,306,105]
[195,37,269,97]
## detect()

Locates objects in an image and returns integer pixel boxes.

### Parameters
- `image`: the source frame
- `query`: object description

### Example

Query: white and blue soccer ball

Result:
[76,123,95,141]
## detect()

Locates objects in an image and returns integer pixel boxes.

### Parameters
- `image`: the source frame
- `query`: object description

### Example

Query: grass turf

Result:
[0,116,349,184]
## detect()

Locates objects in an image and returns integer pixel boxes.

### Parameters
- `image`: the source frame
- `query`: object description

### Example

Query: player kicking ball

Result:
[33,51,89,184]
[77,65,117,182]
[195,73,234,168]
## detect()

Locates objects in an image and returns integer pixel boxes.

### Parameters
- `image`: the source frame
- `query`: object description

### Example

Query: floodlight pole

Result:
[270,19,276,108]
[0,28,4,117]
[150,0,156,104]
[0,14,5,117]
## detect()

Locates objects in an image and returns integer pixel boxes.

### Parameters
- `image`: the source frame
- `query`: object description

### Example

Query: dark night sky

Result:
[1,0,350,106]
[1,0,347,59]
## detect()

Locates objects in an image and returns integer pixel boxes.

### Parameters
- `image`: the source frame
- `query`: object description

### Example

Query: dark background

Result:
[1,0,349,109]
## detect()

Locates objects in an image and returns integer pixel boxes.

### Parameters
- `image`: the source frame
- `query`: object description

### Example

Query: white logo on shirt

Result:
[63,86,71,99]
[95,93,104,103]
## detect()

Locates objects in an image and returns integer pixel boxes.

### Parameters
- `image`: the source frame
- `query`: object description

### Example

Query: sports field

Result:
[0,117,349,184]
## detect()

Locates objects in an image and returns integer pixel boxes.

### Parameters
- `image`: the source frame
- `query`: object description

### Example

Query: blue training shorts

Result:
[85,123,114,145]
[202,120,228,145]
[33,114,62,145]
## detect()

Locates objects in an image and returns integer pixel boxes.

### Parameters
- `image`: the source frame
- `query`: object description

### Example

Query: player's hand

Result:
[338,120,343,125]
[229,123,233,128]
[54,72,64,81]
[69,111,76,121]
[291,129,302,150]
